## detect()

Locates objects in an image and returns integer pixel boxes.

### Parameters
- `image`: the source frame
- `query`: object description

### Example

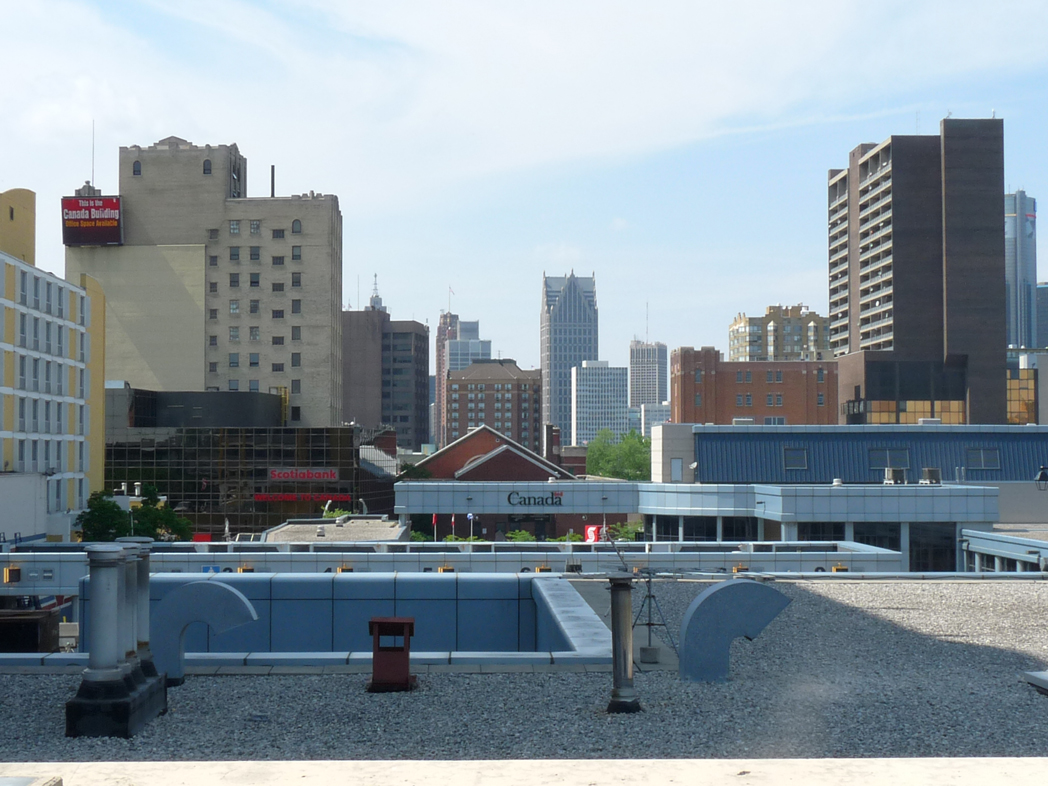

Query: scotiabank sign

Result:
[61,196,123,246]
[268,467,338,481]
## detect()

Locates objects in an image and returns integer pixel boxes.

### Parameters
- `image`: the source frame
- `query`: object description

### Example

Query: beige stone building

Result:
[728,304,831,362]
[65,136,342,427]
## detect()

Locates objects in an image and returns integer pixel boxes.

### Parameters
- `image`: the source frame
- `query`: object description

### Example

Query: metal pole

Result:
[83,545,126,682]
[607,575,641,713]
[117,537,154,661]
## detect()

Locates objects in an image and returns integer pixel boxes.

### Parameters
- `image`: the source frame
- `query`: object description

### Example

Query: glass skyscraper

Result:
[1005,191,1037,348]
[540,273,598,439]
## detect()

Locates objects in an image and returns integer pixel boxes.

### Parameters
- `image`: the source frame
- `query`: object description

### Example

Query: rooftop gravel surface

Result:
[4,579,1048,761]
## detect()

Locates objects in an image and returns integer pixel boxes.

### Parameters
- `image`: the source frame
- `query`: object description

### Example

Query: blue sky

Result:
[3,0,1048,370]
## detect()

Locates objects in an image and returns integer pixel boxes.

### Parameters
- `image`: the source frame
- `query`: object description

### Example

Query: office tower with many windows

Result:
[571,361,627,446]
[828,118,1006,424]
[1038,283,1048,349]
[65,136,343,427]
[435,314,491,447]
[628,340,667,408]
[541,273,598,439]
[728,304,831,362]
[1005,191,1037,348]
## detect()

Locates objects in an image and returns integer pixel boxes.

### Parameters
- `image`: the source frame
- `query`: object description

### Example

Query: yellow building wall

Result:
[79,274,106,493]
[0,188,36,266]
[66,245,204,391]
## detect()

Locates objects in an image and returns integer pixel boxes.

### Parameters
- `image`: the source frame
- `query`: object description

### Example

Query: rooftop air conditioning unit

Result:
[920,467,942,485]
[883,467,905,485]
[732,417,755,426]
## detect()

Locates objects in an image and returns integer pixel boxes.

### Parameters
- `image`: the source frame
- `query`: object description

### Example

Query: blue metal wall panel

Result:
[695,427,1048,484]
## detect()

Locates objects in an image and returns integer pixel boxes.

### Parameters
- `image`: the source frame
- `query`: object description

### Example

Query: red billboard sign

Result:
[61,196,123,246]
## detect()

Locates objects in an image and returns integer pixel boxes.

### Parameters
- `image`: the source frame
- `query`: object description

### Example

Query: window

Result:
[869,448,910,469]
[746,371,752,383]
[229,220,240,235]
[736,371,743,383]
[291,326,301,340]
[209,228,219,240]
[229,327,239,341]
[967,448,1001,470]
[249,300,260,314]
[229,300,240,315]
[230,247,240,262]
[250,246,260,261]
[209,362,218,373]
[776,393,783,406]
[272,336,284,345]
[272,363,285,372]
[766,393,774,406]
[209,281,218,294]
[250,273,260,287]
[209,309,218,320]
[694,369,703,383]
[694,393,702,407]
[736,394,743,407]
[291,300,301,314]
[249,353,260,367]
[291,352,301,367]
[203,159,212,175]
[291,272,301,287]
[817,368,825,383]
[291,219,302,234]
[249,326,260,341]
[272,309,285,319]
[272,282,284,292]
[133,161,141,176]
[272,256,285,266]
[745,393,752,407]
[229,380,240,391]
[209,255,218,267]
[209,335,218,346]
[775,370,783,383]
[272,229,285,239]
[766,371,774,383]
[764,416,786,425]
[291,379,301,394]
[817,393,825,406]
[229,353,239,367]
[291,406,301,421]
[250,220,261,235]
[229,273,240,288]
[784,447,807,470]
[292,246,301,261]
[249,380,260,392]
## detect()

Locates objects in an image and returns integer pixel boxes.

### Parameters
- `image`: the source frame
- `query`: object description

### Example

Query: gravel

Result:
[4,579,1048,761]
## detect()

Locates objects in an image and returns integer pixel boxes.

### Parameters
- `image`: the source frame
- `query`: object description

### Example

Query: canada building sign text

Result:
[507,490,564,507]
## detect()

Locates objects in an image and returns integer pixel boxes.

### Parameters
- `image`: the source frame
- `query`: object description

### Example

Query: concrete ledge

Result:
[186,653,250,667]
[533,578,612,657]
[449,652,552,665]
[551,651,613,665]
[245,652,350,667]
[410,651,451,665]
[1023,671,1048,694]
[0,653,46,667]
[42,652,89,667]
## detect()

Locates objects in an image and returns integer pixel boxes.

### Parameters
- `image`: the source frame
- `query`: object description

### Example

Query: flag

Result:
[432,513,438,543]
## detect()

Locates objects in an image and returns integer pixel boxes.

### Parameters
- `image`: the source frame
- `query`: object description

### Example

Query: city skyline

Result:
[4,2,1048,370]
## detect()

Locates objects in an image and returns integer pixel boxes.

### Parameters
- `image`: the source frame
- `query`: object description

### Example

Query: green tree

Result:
[76,492,132,542]
[76,486,192,542]
[585,429,651,480]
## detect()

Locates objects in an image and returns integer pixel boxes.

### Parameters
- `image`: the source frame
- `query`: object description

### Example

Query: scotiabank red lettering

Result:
[268,468,339,481]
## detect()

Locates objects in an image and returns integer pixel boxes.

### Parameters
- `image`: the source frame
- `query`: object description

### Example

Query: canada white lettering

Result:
[506,491,563,507]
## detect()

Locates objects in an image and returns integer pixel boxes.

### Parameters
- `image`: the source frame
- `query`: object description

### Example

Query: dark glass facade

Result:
[105,427,395,537]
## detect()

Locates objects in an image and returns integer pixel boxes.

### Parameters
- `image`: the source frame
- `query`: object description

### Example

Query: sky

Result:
[3,0,1048,371]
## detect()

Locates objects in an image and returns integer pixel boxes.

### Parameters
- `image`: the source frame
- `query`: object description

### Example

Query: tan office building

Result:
[728,304,831,362]
[65,136,343,427]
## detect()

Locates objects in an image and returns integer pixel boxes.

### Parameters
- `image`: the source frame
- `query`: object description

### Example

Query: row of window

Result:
[214,377,302,394]
[221,353,302,371]
[11,436,87,474]
[15,271,82,322]
[10,397,87,435]
[15,314,86,360]
[222,219,302,237]
[451,392,533,402]
[779,447,1003,472]
[217,248,303,264]
[449,383,534,391]
[13,355,87,398]
[212,273,303,288]
[211,326,304,344]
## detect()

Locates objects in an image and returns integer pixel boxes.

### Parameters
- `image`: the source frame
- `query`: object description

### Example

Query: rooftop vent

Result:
[918,418,942,425]
[884,468,905,485]
[920,467,942,485]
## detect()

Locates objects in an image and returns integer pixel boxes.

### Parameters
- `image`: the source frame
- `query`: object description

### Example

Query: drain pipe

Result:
[117,537,158,677]
[607,575,641,713]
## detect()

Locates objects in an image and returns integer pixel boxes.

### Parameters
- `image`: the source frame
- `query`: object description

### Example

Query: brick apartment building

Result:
[671,347,837,425]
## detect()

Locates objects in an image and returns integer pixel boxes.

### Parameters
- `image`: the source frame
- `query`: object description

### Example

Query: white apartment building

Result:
[571,360,627,446]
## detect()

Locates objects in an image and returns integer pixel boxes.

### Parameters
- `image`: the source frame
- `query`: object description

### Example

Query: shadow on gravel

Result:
[3,580,1048,761]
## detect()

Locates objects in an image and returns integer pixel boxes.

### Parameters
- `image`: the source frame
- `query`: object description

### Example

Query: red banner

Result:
[61,196,123,246]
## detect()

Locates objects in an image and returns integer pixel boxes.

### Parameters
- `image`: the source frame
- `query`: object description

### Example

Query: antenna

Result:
[357,275,360,311]
[91,119,95,186]
[915,111,919,135]
[646,302,649,343]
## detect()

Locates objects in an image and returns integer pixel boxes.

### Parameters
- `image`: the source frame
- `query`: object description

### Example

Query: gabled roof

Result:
[414,424,574,480]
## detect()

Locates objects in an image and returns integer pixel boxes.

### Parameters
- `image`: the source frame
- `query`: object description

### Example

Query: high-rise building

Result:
[828,118,1006,424]
[541,273,598,439]
[1005,191,1037,348]
[445,359,541,450]
[1,241,106,539]
[671,346,837,425]
[434,312,492,447]
[628,340,667,407]
[728,304,831,362]
[1038,283,1048,349]
[571,360,627,446]
[64,136,343,427]
[342,283,430,450]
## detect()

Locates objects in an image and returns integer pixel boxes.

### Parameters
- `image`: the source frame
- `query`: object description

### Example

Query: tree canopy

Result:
[584,429,651,481]
[77,486,192,542]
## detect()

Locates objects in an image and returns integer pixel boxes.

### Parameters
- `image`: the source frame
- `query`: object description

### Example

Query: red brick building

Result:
[671,346,838,425]
[445,359,542,453]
